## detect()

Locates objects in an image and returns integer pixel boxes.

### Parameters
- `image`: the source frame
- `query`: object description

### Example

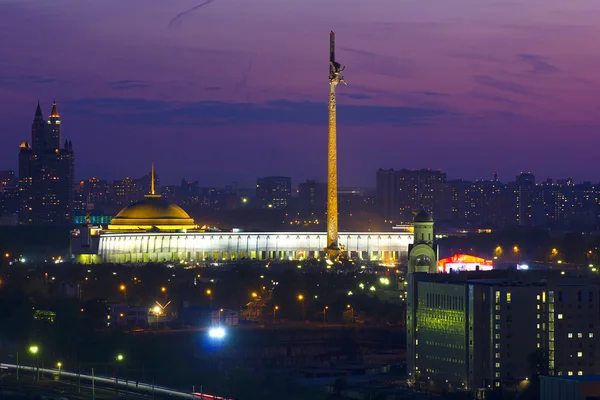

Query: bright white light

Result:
[208,326,226,339]
[517,264,529,270]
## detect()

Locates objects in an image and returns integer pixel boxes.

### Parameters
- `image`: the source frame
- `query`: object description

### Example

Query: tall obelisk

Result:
[326,31,346,258]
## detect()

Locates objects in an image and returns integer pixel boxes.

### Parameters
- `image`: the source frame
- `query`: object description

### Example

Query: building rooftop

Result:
[542,375,600,382]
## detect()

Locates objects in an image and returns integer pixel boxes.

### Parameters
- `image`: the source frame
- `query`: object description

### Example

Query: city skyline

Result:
[2,0,600,185]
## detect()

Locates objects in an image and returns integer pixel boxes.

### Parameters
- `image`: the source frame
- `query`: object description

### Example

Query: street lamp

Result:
[56,362,62,379]
[297,294,305,321]
[29,345,39,382]
[323,306,328,324]
[153,305,161,328]
[161,286,167,300]
[251,292,258,299]
[273,305,279,321]
[119,284,126,298]
[347,304,354,323]
[206,289,213,308]
[115,354,124,397]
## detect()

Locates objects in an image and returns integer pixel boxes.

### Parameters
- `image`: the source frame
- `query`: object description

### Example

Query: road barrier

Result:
[0,363,234,399]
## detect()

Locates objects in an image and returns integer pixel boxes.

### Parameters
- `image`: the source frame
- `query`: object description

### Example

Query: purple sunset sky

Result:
[2,0,600,187]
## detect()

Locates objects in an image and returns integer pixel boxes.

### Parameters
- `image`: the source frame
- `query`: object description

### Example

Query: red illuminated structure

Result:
[437,254,493,273]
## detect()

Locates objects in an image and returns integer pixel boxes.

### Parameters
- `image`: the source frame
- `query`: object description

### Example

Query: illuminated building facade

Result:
[406,271,600,392]
[407,210,438,274]
[71,166,413,263]
[437,254,493,273]
[91,231,411,264]
[18,100,75,225]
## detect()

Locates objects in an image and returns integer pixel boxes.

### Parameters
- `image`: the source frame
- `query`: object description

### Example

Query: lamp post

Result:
[153,305,161,328]
[56,362,62,380]
[29,345,39,382]
[273,305,279,322]
[347,304,354,323]
[297,294,305,321]
[161,286,167,301]
[323,306,329,325]
[119,284,126,301]
[115,354,124,397]
[206,289,212,308]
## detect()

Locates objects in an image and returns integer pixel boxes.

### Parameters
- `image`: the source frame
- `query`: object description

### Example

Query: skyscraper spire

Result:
[35,100,42,118]
[50,98,59,118]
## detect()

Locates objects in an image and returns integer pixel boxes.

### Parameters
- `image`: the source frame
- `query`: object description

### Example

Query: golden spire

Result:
[50,98,60,118]
[145,163,161,198]
[151,163,155,195]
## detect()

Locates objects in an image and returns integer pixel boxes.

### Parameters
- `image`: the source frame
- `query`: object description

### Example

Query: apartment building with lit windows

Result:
[406,270,600,393]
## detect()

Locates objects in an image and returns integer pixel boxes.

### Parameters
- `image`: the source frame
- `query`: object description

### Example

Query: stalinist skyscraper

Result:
[18,100,75,225]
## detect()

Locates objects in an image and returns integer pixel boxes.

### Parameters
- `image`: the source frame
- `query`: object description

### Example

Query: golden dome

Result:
[108,197,197,232]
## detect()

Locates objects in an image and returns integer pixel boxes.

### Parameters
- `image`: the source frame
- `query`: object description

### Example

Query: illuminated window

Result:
[537,295,541,301]
[495,353,500,359]
[537,343,540,348]
[537,324,540,329]
[495,372,500,378]
[495,305,501,311]
[590,333,594,338]
[578,352,583,357]
[578,371,583,376]
[495,324,500,330]
[558,314,563,319]
[537,304,540,310]
[495,382,500,387]
[578,333,583,338]
[506,293,511,303]
[495,315,500,320]
[495,334,501,339]
[495,343,500,349]
[568,371,573,376]
[495,362,500,368]
[537,314,541,319]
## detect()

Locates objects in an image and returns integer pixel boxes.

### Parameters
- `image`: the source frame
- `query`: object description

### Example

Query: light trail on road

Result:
[0,363,234,399]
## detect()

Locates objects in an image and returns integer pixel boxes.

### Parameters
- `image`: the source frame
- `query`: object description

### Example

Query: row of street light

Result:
[17,344,125,384]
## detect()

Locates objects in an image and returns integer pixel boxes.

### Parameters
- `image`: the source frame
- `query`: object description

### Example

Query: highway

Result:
[0,363,233,399]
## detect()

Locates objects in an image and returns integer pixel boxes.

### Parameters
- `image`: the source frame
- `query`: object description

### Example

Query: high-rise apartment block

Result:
[18,101,75,225]
[298,180,327,213]
[406,270,600,392]
[255,176,291,209]
[376,169,446,223]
